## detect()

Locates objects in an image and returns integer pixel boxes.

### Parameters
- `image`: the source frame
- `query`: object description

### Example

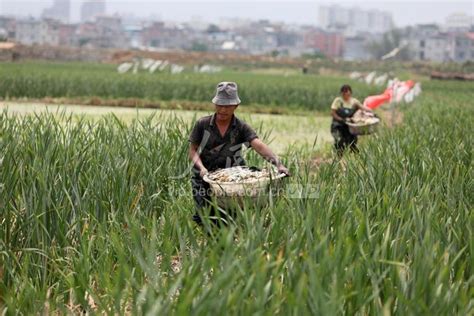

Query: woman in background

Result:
[330,84,372,157]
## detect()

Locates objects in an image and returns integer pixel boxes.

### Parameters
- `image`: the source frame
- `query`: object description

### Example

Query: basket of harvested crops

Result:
[346,110,380,135]
[203,166,287,208]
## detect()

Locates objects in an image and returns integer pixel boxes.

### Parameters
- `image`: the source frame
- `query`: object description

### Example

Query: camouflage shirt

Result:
[188,114,259,171]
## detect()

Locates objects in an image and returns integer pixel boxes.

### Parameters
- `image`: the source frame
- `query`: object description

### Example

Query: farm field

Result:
[0,102,332,154]
[0,63,473,314]
[0,62,380,112]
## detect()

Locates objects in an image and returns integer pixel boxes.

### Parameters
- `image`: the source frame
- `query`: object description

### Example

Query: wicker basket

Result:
[347,119,380,136]
[203,169,287,209]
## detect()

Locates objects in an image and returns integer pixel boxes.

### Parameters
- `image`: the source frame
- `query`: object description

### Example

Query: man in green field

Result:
[188,81,290,225]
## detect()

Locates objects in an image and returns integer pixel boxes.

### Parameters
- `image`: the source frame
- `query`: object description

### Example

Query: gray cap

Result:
[212,81,241,106]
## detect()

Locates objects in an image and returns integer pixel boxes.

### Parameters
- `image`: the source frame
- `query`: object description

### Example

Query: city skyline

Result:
[80,0,105,22]
[1,1,472,27]
[41,0,70,23]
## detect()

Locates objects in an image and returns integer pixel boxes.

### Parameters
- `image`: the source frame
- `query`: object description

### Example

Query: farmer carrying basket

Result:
[188,82,290,226]
[330,84,374,157]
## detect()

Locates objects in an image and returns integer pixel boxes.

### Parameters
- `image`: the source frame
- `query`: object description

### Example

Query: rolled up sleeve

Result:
[241,122,258,146]
[330,97,341,110]
[188,120,203,145]
[352,98,363,109]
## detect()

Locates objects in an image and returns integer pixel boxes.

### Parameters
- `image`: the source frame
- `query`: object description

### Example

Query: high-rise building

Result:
[319,5,394,36]
[81,0,106,22]
[42,0,71,24]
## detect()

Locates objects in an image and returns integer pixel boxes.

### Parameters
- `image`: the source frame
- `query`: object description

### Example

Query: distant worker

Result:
[188,82,290,225]
[330,84,372,157]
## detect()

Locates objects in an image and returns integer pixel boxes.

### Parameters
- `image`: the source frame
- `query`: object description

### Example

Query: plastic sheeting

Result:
[364,80,418,109]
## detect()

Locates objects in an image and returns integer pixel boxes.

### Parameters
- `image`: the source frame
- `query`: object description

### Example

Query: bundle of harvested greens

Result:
[203,166,286,207]
[347,110,380,126]
[206,166,274,183]
[346,110,380,135]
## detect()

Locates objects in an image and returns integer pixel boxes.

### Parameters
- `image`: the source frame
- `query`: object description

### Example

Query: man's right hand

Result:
[277,164,291,177]
[199,167,209,178]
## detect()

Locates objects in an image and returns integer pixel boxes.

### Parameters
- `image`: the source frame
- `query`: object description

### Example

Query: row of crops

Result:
[0,79,472,313]
[0,62,379,111]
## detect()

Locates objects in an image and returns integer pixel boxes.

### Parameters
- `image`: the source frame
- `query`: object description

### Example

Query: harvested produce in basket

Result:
[206,166,276,183]
[348,110,379,125]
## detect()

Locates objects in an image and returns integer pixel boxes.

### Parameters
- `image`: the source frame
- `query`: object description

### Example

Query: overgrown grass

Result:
[0,81,472,314]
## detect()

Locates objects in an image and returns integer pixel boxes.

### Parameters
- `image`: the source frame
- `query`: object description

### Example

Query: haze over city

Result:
[1,0,473,26]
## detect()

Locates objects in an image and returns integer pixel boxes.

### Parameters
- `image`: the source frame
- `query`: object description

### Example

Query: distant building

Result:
[242,30,278,55]
[319,5,393,36]
[77,15,127,49]
[408,25,446,61]
[449,32,474,62]
[124,25,143,49]
[407,24,473,62]
[205,26,235,51]
[343,36,372,60]
[81,0,106,22]
[96,16,122,48]
[303,28,344,58]
[76,22,98,46]
[42,20,59,46]
[0,16,16,40]
[141,22,193,50]
[0,28,6,40]
[274,30,305,57]
[409,35,450,62]
[445,13,473,32]
[410,24,440,38]
[141,22,165,48]
[425,36,451,61]
[41,0,70,24]
[235,21,280,55]
[15,19,59,46]
[58,24,78,46]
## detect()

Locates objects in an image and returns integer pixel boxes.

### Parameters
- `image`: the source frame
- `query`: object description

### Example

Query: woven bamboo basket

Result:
[346,119,380,136]
[203,168,287,209]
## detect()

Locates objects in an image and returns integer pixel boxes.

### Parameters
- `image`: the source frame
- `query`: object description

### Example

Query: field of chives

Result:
[0,62,379,111]
[0,64,473,314]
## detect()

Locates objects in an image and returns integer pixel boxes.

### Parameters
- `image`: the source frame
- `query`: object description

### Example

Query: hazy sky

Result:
[1,0,473,26]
